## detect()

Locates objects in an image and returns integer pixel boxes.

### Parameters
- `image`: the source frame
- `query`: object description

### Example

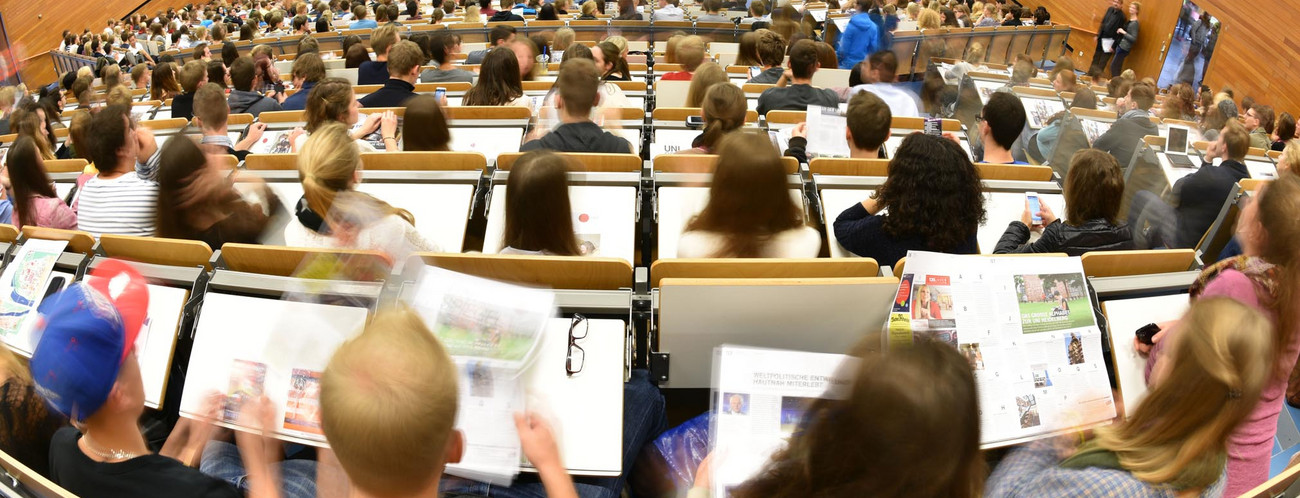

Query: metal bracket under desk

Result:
[1088,271,1199,299]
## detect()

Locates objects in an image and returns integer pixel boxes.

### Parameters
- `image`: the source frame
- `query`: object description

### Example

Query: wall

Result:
[0,0,195,87]
[1038,0,1300,115]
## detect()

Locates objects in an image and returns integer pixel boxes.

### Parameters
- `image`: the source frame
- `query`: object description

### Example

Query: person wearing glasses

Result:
[1243,104,1274,151]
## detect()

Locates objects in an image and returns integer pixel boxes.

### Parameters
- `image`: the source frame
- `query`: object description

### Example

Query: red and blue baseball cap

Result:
[29,260,149,422]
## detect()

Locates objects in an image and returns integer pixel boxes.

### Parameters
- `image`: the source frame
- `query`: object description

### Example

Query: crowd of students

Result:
[0,0,1295,496]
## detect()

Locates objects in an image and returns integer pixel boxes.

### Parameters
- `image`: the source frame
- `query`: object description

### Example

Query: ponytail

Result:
[298,123,416,225]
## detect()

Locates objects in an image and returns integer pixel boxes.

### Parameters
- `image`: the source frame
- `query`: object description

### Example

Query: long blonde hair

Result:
[1092,298,1273,489]
[297,123,414,224]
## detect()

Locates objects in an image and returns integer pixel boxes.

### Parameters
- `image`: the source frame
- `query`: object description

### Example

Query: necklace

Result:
[82,433,146,461]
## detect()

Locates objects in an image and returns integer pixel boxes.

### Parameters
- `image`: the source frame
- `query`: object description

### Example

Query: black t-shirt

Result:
[48,427,242,498]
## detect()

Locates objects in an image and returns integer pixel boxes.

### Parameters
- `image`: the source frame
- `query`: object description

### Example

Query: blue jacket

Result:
[281,81,314,111]
[837,12,881,69]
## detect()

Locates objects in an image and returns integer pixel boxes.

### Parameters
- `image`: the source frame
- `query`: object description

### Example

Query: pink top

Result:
[14,196,78,231]
[1147,269,1300,496]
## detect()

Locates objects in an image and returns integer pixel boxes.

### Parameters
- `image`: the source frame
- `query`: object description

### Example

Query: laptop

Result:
[1165,125,1198,168]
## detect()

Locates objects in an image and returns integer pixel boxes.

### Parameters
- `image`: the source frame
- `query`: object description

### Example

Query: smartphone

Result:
[1135,323,1160,346]
[1026,192,1042,224]
[686,115,705,128]
[924,117,942,136]
[43,275,67,301]
[435,87,446,102]
[748,66,761,79]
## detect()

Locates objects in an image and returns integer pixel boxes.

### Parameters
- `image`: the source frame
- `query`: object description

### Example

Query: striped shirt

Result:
[74,172,158,237]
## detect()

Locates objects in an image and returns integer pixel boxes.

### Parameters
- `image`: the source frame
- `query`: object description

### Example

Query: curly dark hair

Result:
[873,134,985,251]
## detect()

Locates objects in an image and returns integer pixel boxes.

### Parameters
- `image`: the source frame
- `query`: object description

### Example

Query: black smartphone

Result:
[43,275,66,301]
[1135,323,1160,346]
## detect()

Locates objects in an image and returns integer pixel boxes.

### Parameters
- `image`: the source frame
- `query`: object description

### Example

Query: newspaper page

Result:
[805,105,851,159]
[0,239,68,356]
[1081,119,1112,146]
[888,251,1116,447]
[248,129,294,154]
[1023,97,1067,129]
[710,346,857,496]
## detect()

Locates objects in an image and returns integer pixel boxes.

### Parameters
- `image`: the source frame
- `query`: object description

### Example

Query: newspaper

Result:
[248,129,294,154]
[887,251,1116,447]
[0,239,68,355]
[805,105,851,159]
[710,346,857,496]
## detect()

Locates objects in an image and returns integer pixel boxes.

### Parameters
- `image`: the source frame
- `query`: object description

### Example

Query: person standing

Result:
[1109,2,1140,78]
[1088,0,1125,78]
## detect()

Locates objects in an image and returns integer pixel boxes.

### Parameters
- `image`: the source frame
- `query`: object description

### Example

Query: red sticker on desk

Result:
[579,213,590,223]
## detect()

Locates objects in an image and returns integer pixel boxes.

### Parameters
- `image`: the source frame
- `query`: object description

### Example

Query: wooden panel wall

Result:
[1038,0,1300,115]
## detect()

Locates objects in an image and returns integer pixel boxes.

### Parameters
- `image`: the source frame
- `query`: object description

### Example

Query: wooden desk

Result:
[656,186,805,259]
[483,185,638,264]
[1101,294,1189,418]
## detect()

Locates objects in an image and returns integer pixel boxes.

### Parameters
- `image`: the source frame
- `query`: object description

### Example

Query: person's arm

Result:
[832,201,885,258]
[1122,21,1138,44]
[135,128,162,181]
[235,396,283,498]
[515,412,578,498]
[235,122,267,151]
[783,123,808,164]
[379,110,399,151]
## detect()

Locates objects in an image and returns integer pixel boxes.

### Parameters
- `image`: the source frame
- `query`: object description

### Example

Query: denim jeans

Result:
[1127,190,1176,249]
[200,441,318,498]
[441,369,668,498]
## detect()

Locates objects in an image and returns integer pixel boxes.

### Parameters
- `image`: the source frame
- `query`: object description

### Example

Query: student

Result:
[578,1,599,19]
[847,51,921,118]
[287,123,437,253]
[1245,104,1274,150]
[1092,82,1158,169]
[684,62,728,108]
[402,95,452,152]
[344,43,370,69]
[615,0,643,20]
[227,56,283,118]
[834,133,985,266]
[358,41,422,108]
[292,78,393,153]
[171,60,208,121]
[466,26,516,66]
[282,53,326,111]
[130,63,151,90]
[521,59,632,153]
[193,83,264,161]
[678,132,820,258]
[489,0,526,21]
[421,32,476,83]
[1129,121,1251,251]
[994,149,1133,255]
[206,59,229,89]
[0,338,65,477]
[500,151,582,255]
[1034,88,1097,161]
[978,92,1029,165]
[1272,113,1295,152]
[746,30,787,84]
[696,0,730,22]
[151,62,182,101]
[7,135,76,229]
[653,0,685,20]
[661,36,706,81]
[594,41,631,82]
[462,48,531,107]
[9,102,55,160]
[682,83,746,154]
[988,298,1270,497]
[75,105,158,237]
[358,24,401,85]
[785,90,891,164]
[348,4,378,28]
[513,37,542,81]
[32,271,274,498]
[155,135,275,248]
[756,40,840,116]
[836,0,880,69]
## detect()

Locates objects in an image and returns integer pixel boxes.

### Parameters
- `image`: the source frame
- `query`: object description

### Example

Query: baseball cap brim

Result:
[86,259,150,361]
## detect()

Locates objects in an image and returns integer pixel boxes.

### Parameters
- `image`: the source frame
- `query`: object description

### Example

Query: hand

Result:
[693,452,714,490]
[515,411,563,471]
[245,122,267,143]
[1038,201,1057,226]
[135,127,159,163]
[380,110,398,139]
[361,112,383,135]
[941,131,961,144]
[1133,320,1172,356]
[790,122,807,139]
[1020,199,1035,227]
[1117,28,1126,35]
[287,127,305,151]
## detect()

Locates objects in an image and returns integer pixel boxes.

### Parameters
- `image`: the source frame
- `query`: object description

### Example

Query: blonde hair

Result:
[321,305,458,496]
[553,27,575,52]
[0,87,15,112]
[685,62,727,108]
[106,85,133,107]
[917,8,941,29]
[964,42,984,64]
[297,123,414,224]
[464,5,481,22]
[604,35,628,56]
[1280,140,1300,174]
[1093,298,1272,489]
[1130,1,1140,14]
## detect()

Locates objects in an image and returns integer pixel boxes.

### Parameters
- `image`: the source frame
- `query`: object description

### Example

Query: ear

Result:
[555,94,565,110]
[444,429,464,465]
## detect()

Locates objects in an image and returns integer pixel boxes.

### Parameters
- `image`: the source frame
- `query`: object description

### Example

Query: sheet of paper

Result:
[1101,294,1189,418]
[711,346,857,496]
[85,277,189,409]
[887,252,1116,447]
[1101,38,1115,54]
[0,239,69,356]
[805,105,851,159]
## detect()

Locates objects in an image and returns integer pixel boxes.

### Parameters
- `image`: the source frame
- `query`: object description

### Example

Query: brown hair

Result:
[1255,173,1300,380]
[1276,113,1296,143]
[100,64,122,90]
[372,24,402,56]
[556,58,601,118]
[106,86,133,107]
[733,336,983,498]
[698,83,747,151]
[813,42,838,71]
[193,82,230,130]
[1221,120,1250,160]
[755,29,786,68]
[503,151,580,255]
[736,31,760,66]
[292,52,327,83]
[387,40,424,77]
[179,60,208,93]
[788,39,819,79]
[1128,82,1156,110]
[685,62,727,108]
[402,95,451,152]
[1064,149,1124,225]
[155,134,223,239]
[345,43,370,68]
[676,35,706,72]
[463,48,523,106]
[305,77,356,132]
[684,132,804,257]
[6,136,60,229]
[1253,104,1276,134]
[846,91,891,151]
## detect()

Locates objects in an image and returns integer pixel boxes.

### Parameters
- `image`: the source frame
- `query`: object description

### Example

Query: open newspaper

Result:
[889,251,1116,447]
[710,346,857,496]
[403,266,554,484]
[804,105,851,159]
[0,239,68,356]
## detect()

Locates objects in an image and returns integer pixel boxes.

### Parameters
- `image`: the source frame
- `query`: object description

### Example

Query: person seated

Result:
[358,24,401,85]
[995,149,1134,255]
[756,40,840,116]
[192,83,263,161]
[1092,82,1158,169]
[1127,121,1252,250]
[421,32,476,84]
[499,151,585,255]
[348,4,378,28]
[834,133,984,266]
[785,90,891,164]
[978,92,1029,164]
[987,298,1271,497]
[155,135,276,248]
[489,0,526,21]
[1271,112,1295,152]
[746,30,787,84]
[358,41,423,108]
[595,41,631,82]
[402,95,452,151]
[681,83,747,154]
[463,48,533,107]
[678,132,820,258]
[847,51,920,118]
[466,25,517,65]
[661,36,706,81]
[281,53,325,111]
[170,60,208,122]
[1244,104,1274,150]
[1034,88,1097,161]
[578,0,600,19]
[740,0,769,24]
[227,56,283,118]
[521,59,633,153]
[75,105,158,237]
[7,136,76,229]
[653,0,685,20]
[684,63,728,108]
[696,0,730,22]
[1052,69,1078,94]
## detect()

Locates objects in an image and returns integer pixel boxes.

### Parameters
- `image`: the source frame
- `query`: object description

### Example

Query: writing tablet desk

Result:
[483,170,639,264]
[1100,293,1189,419]
[0,239,86,358]
[653,171,806,259]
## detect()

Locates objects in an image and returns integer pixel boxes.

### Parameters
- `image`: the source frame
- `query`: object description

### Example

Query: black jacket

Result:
[1171,159,1250,248]
[489,11,525,21]
[357,79,417,108]
[1097,6,1125,41]
[520,121,632,154]
[994,219,1134,256]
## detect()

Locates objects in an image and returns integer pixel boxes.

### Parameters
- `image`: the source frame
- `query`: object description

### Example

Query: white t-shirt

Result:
[74,172,158,237]
[653,5,685,20]
[676,225,821,258]
[284,212,439,271]
[848,83,922,118]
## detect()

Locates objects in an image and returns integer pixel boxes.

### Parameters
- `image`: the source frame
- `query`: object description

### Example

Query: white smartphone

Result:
[1026,191,1042,225]
[435,87,446,101]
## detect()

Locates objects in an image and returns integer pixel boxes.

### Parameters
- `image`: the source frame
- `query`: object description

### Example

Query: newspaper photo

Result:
[0,239,68,354]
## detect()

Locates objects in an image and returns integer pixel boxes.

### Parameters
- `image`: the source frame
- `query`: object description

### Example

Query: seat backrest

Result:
[652,107,758,123]
[21,226,96,255]
[244,154,299,170]
[810,68,851,88]
[359,151,487,171]
[99,234,214,270]
[984,26,1014,65]
[1080,249,1197,278]
[0,224,16,243]
[974,162,1053,181]
[808,158,890,176]
[220,243,391,279]
[44,158,89,174]
[654,154,798,174]
[650,258,880,287]
[411,253,634,290]
[496,152,641,172]
[327,67,359,84]
[1240,457,1300,498]
[654,79,693,108]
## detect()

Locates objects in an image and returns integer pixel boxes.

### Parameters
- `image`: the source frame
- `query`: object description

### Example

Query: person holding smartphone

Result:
[993,150,1134,255]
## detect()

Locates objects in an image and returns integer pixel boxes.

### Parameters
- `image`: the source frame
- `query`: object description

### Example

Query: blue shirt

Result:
[281,81,315,111]
[349,19,378,29]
